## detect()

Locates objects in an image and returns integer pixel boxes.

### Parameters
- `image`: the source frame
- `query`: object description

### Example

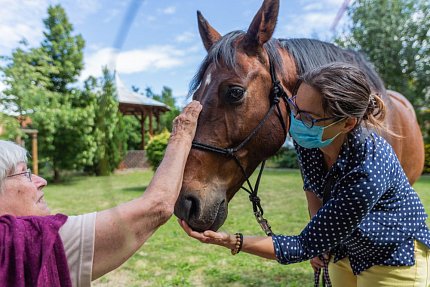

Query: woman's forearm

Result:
[144,136,192,212]
[241,236,277,260]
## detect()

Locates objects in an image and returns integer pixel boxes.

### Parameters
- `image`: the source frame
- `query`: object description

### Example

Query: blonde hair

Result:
[0,140,28,192]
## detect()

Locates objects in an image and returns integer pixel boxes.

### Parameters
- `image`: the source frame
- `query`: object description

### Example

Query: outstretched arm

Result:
[178,219,276,260]
[179,168,379,266]
[92,101,202,279]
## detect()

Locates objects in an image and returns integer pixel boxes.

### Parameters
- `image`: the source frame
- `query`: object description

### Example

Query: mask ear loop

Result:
[321,117,347,143]
[323,117,346,129]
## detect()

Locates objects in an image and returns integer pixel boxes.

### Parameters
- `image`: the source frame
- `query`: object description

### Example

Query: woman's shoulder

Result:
[349,127,395,158]
[347,127,400,175]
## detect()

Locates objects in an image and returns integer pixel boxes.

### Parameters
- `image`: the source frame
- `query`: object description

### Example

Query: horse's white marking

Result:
[205,72,212,87]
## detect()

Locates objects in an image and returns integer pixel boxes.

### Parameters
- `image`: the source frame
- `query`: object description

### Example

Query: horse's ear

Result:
[197,11,222,52]
[244,0,279,53]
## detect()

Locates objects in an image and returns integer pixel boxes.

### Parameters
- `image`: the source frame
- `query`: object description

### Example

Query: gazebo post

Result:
[21,129,39,175]
[115,73,170,151]
[149,109,153,136]
[140,111,146,150]
[32,131,38,175]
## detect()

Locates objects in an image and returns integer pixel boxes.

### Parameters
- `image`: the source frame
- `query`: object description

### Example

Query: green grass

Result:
[44,169,430,287]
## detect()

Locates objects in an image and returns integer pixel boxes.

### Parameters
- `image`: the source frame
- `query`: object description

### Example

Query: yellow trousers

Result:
[328,241,430,287]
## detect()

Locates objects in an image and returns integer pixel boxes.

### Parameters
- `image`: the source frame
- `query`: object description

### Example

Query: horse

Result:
[174,0,425,233]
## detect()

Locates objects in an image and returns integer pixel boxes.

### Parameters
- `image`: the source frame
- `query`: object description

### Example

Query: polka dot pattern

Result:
[272,127,430,275]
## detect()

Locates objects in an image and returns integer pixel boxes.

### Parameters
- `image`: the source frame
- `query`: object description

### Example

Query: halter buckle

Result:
[254,210,273,236]
[226,148,235,157]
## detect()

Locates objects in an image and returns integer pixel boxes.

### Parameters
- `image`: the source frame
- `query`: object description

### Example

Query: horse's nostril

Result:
[184,195,200,220]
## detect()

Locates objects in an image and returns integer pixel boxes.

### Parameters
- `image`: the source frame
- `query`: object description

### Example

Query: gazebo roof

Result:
[115,73,170,114]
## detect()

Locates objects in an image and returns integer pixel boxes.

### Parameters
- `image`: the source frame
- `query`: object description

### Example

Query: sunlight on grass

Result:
[44,170,430,286]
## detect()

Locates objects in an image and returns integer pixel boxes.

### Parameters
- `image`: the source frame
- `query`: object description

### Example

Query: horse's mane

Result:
[279,38,386,96]
[188,31,386,97]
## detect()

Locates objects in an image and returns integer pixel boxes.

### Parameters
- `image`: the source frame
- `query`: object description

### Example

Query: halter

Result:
[191,56,291,236]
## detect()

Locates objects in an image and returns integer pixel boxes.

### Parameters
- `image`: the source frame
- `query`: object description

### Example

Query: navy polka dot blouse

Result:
[272,127,430,275]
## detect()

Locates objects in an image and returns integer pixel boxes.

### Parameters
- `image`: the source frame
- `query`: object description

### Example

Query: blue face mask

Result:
[289,113,344,149]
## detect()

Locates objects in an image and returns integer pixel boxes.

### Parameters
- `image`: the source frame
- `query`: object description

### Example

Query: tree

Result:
[336,0,430,141]
[1,5,95,181]
[0,113,23,140]
[42,5,85,95]
[86,68,127,176]
[1,44,56,121]
[38,5,94,181]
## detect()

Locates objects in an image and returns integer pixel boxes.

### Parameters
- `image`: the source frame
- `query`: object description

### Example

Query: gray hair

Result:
[0,140,28,192]
[301,62,386,132]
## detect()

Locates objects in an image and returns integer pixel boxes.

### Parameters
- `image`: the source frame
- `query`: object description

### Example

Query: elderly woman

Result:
[0,101,202,287]
[180,64,430,286]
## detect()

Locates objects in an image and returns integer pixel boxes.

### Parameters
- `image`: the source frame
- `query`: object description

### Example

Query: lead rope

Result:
[238,160,273,236]
[314,255,332,287]
[313,176,336,287]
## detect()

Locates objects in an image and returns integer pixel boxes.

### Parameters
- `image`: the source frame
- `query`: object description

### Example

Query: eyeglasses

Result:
[7,168,32,182]
[287,95,338,128]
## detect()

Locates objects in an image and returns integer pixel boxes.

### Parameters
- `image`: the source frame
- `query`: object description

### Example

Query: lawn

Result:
[44,169,430,287]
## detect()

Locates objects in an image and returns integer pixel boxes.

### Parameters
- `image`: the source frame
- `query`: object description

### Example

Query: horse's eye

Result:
[225,86,245,103]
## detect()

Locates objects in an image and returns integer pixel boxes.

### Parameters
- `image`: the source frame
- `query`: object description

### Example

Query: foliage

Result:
[145,129,170,170]
[336,0,430,141]
[425,144,430,174]
[41,5,85,95]
[43,169,430,286]
[144,86,181,132]
[85,68,127,176]
[0,4,183,179]
[421,108,430,144]
[122,86,180,151]
[0,5,94,181]
[123,116,143,151]
[151,86,181,132]
[272,147,299,169]
[0,113,23,140]
[0,45,56,114]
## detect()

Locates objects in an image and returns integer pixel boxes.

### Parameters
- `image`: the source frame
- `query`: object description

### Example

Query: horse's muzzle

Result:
[174,191,227,232]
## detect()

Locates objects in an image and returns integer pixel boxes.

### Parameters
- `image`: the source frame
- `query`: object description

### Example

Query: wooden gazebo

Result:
[115,73,170,149]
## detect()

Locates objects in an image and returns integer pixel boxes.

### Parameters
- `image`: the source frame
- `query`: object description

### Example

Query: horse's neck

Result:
[277,48,299,94]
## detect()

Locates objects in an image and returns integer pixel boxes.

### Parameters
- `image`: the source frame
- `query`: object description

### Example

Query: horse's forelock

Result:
[188,31,284,98]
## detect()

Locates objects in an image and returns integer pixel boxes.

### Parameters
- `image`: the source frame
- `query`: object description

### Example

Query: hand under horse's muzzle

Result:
[174,191,228,232]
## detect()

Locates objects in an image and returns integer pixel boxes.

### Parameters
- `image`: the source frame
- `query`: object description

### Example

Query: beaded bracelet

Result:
[230,232,243,255]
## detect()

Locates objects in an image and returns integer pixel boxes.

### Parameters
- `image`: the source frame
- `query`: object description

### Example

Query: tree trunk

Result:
[53,167,61,183]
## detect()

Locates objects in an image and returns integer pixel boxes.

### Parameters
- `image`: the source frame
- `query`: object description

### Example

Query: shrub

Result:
[145,129,170,171]
[272,147,299,169]
[424,144,430,174]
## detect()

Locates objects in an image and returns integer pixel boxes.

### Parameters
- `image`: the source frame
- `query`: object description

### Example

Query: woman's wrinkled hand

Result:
[170,100,202,143]
[178,219,235,249]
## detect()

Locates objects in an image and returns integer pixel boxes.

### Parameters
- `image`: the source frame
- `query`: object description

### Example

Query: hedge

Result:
[145,129,170,171]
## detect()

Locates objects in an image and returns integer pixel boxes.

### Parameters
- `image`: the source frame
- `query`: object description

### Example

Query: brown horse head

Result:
[174,0,295,232]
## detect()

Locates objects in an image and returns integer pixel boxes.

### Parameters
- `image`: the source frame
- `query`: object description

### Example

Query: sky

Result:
[0,0,348,107]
